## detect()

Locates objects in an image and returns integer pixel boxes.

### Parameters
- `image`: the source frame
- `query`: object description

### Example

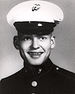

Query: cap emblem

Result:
[32,4,40,11]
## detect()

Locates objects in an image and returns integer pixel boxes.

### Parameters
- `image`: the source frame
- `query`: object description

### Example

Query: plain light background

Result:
[0,0,75,79]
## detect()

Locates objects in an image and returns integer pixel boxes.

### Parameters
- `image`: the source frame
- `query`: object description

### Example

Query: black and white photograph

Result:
[0,0,75,94]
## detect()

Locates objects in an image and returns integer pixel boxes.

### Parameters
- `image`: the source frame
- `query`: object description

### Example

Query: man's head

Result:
[6,0,64,65]
[13,33,55,65]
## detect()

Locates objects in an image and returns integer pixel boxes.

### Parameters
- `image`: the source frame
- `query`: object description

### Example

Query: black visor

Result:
[14,21,58,35]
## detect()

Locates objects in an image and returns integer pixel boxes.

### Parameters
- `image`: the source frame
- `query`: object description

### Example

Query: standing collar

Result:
[24,58,54,75]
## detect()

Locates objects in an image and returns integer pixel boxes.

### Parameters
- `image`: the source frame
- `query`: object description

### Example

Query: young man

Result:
[0,0,75,94]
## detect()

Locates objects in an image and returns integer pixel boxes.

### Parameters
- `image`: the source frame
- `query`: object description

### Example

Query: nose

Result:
[31,37,39,49]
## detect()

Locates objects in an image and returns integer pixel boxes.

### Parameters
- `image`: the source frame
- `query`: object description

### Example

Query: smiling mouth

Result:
[28,52,43,59]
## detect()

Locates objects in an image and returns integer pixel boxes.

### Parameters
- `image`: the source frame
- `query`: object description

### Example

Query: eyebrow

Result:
[22,35,32,37]
[23,34,50,37]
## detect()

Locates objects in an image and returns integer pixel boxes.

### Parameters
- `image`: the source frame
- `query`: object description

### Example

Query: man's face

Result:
[19,34,55,65]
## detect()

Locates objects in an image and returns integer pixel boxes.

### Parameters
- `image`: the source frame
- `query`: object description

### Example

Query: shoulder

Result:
[52,64,75,81]
[0,68,25,84]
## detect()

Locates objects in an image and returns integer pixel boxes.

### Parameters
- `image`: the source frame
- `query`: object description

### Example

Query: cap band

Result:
[14,21,57,35]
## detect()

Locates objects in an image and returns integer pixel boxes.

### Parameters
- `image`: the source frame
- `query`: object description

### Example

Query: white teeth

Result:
[28,52,42,55]
[28,52,43,59]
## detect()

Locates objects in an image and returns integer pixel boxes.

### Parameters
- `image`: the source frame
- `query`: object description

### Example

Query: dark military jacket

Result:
[0,59,75,94]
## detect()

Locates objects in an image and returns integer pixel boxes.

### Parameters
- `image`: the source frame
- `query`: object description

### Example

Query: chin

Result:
[27,58,44,65]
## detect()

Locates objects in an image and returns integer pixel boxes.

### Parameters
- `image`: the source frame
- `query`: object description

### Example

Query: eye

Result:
[39,36,47,41]
[24,37,32,41]
[20,36,32,41]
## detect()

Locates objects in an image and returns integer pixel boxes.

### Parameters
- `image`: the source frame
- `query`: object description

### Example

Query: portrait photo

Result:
[0,0,75,94]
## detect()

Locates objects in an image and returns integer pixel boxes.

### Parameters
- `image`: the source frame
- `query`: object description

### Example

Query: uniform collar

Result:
[24,58,53,75]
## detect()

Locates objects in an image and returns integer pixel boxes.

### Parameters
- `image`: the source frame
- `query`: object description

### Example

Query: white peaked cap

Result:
[7,0,64,27]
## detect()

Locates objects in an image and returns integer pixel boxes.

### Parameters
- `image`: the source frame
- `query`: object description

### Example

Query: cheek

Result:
[40,40,51,51]
[21,41,32,50]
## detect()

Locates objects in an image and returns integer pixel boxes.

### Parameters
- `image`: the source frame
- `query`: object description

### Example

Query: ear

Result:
[50,36,55,49]
[13,36,20,49]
